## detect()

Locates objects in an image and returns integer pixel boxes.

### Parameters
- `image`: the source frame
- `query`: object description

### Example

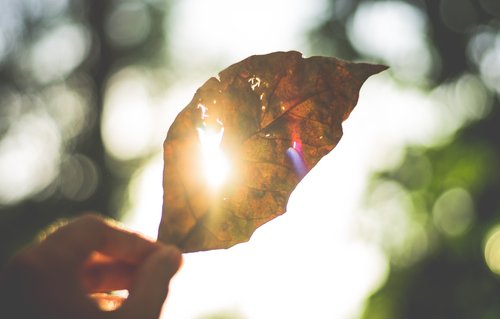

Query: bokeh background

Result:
[1,0,500,318]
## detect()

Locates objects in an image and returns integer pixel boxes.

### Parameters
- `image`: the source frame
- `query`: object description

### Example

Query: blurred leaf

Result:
[158,51,386,252]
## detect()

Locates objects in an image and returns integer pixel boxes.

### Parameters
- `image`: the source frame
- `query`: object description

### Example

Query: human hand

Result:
[0,214,182,319]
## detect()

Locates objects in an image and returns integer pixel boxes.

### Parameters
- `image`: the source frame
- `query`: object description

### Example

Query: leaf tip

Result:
[359,62,389,76]
[373,63,389,73]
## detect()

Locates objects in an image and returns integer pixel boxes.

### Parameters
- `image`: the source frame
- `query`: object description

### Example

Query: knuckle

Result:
[77,213,107,229]
[80,212,105,223]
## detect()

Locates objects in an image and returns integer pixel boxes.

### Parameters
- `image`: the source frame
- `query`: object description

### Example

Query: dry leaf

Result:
[158,51,386,252]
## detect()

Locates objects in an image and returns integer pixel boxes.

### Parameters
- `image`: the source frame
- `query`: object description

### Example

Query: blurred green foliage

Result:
[311,0,500,317]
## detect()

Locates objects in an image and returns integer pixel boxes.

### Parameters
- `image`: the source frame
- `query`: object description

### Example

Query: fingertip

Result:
[118,244,182,318]
[148,245,183,284]
[157,245,183,273]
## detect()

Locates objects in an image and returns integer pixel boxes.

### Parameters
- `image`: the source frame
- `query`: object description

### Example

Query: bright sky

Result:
[119,1,458,318]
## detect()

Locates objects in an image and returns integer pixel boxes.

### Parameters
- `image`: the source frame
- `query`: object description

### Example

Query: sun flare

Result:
[196,126,230,188]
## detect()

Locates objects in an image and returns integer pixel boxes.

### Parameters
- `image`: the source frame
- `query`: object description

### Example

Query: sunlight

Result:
[248,75,261,91]
[196,125,230,188]
[101,67,158,161]
[484,225,500,274]
[0,112,61,203]
[122,1,430,318]
[347,1,432,82]
[123,73,456,319]
[28,22,90,83]
[168,0,328,71]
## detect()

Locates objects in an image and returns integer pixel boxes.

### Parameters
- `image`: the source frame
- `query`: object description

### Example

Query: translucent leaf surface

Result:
[158,51,386,252]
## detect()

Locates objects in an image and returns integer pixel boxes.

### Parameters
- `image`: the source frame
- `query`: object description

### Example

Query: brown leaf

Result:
[158,51,386,252]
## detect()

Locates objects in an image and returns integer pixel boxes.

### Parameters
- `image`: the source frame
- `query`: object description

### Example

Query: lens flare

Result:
[286,139,308,179]
[197,126,230,188]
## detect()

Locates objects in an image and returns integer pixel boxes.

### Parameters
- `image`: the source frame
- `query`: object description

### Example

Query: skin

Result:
[0,214,182,319]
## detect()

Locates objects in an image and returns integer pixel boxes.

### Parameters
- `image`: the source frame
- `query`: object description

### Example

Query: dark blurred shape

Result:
[310,0,500,317]
[440,0,478,33]
[0,0,170,266]
[105,2,152,48]
[59,154,100,201]
[479,0,500,17]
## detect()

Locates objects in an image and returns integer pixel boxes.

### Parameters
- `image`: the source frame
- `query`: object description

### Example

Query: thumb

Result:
[119,245,182,319]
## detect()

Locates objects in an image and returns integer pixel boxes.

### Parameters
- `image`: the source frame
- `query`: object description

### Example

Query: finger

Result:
[81,252,135,292]
[3,249,101,319]
[81,260,136,293]
[42,214,159,266]
[119,245,182,319]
